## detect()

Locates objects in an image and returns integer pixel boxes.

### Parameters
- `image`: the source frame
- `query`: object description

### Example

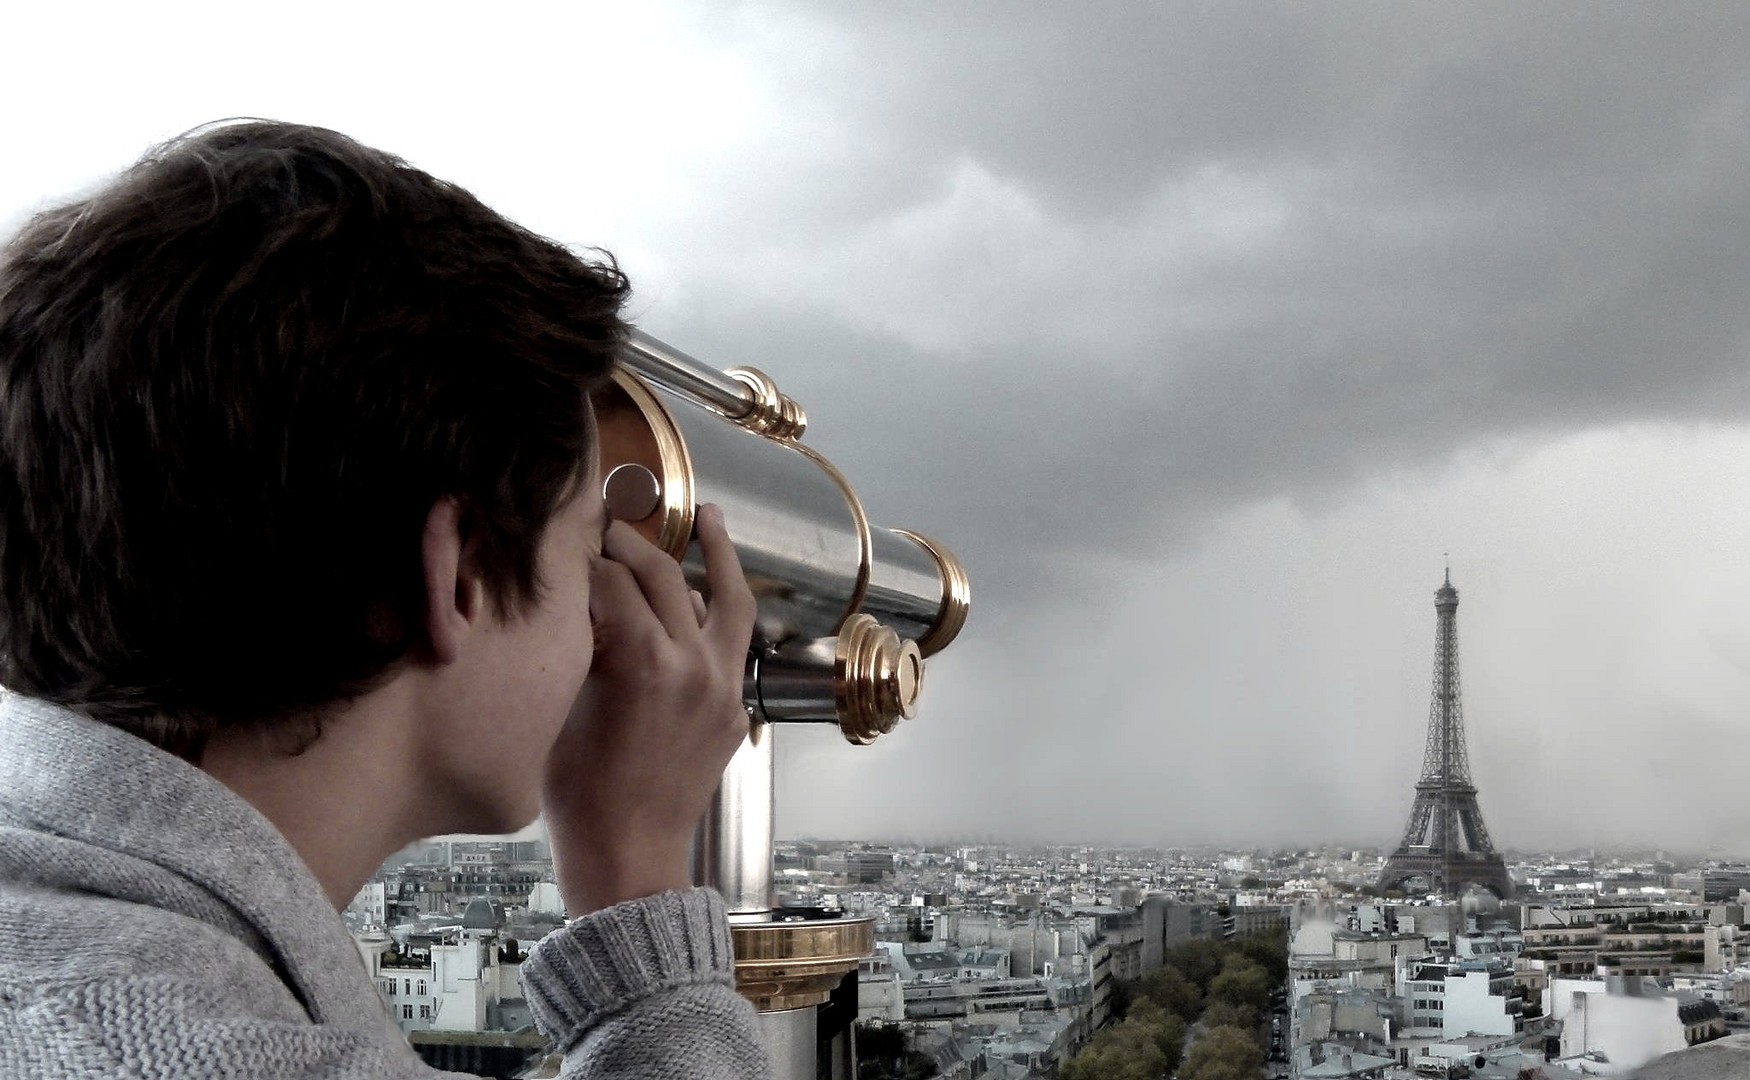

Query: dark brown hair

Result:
[0,120,628,756]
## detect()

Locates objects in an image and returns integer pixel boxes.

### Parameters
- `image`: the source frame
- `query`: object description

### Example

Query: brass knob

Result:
[725,365,808,442]
[602,462,663,523]
[834,613,924,744]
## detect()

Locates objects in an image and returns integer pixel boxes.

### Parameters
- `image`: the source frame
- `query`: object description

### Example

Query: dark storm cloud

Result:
[615,4,1750,846]
[643,1,1750,616]
[734,3,1750,216]
[8,1,1740,848]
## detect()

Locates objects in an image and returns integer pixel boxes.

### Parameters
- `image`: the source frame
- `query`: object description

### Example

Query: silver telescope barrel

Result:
[593,331,969,743]
[620,328,760,424]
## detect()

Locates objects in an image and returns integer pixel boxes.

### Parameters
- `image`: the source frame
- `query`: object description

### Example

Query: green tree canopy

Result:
[1060,1015,1168,1080]
[1126,999,1188,1075]
[1180,1024,1265,1080]
[1164,938,1228,994]
[1135,963,1202,1021]
[1233,932,1289,985]
[1201,1000,1257,1036]
[1208,957,1272,1018]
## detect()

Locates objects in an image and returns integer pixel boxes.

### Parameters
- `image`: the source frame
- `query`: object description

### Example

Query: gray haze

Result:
[5,3,1750,854]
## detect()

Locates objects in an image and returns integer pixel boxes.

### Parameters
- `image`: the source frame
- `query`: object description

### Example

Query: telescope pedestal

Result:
[734,918,872,1080]
[693,725,874,1080]
[759,1008,818,1080]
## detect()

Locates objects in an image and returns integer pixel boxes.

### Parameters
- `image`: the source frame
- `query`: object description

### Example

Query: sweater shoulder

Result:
[0,883,431,1079]
[0,874,309,1018]
[0,968,426,1079]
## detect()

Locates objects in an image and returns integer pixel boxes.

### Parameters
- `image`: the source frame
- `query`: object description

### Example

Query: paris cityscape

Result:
[8,6,1750,1080]
[342,575,1750,1079]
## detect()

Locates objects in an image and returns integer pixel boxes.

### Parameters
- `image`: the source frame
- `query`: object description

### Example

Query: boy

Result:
[0,120,770,1078]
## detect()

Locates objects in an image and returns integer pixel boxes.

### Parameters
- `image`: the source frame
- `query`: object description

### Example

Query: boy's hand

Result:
[541,503,757,915]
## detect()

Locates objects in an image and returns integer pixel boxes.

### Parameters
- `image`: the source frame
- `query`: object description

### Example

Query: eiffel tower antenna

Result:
[1379,571,1512,898]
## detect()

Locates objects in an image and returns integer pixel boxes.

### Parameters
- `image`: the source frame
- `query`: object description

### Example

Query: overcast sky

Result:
[6,2,1750,856]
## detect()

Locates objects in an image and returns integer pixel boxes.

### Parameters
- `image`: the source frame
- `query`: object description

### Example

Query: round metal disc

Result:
[603,462,662,522]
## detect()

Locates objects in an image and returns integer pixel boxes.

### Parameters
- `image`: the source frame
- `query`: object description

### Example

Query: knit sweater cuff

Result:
[522,887,738,1050]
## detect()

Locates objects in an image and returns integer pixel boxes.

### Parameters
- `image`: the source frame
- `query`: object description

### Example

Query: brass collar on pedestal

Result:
[730,917,875,1013]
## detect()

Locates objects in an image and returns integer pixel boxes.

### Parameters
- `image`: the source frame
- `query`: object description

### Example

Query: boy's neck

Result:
[199,688,433,910]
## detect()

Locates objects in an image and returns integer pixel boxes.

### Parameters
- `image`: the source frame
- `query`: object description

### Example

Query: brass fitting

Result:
[834,614,923,745]
[892,529,971,658]
[726,366,808,442]
[731,918,875,1012]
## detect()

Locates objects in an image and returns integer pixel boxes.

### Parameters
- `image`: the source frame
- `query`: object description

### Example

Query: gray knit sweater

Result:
[0,695,771,1078]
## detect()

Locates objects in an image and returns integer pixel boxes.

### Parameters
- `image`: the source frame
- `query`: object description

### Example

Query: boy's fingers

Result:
[602,520,699,639]
[695,504,756,655]
[587,556,640,627]
[587,555,667,655]
[689,590,708,626]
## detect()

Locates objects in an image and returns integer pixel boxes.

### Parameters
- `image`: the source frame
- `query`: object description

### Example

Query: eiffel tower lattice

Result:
[1378,571,1512,899]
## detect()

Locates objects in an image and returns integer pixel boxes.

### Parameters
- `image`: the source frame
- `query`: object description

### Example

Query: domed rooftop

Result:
[461,897,507,931]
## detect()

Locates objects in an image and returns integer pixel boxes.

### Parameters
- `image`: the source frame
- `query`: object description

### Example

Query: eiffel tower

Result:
[1378,570,1512,899]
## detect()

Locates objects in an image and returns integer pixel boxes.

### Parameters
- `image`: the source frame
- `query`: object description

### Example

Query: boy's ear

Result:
[421,496,488,664]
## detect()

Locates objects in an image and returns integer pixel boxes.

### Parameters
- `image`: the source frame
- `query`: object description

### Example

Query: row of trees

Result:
[1060,932,1287,1080]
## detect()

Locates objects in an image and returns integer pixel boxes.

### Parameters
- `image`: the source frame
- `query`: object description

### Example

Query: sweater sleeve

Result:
[520,888,772,1080]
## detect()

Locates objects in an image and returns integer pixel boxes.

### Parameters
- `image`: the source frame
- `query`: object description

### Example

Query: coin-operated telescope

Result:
[594,330,970,1080]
